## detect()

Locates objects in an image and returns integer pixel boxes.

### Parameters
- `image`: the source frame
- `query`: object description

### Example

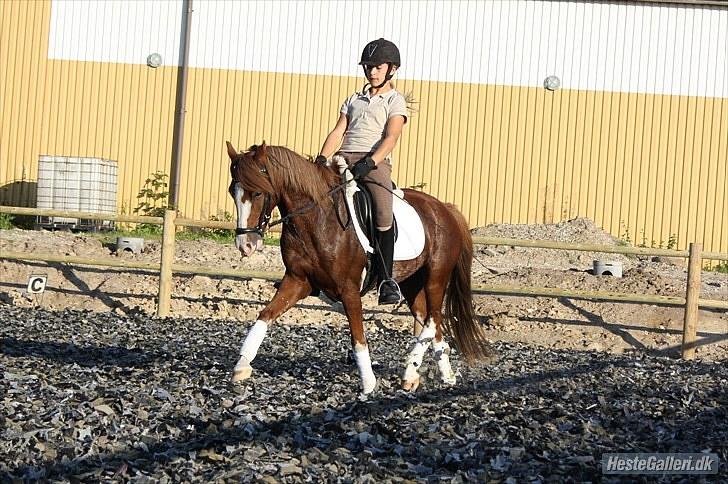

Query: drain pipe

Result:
[169,0,193,209]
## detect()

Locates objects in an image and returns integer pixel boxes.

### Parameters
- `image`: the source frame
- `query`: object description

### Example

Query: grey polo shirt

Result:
[339,89,408,157]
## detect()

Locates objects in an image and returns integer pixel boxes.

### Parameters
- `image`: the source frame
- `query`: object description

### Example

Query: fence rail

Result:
[471,236,728,261]
[2,205,726,359]
[471,284,727,310]
[0,206,163,225]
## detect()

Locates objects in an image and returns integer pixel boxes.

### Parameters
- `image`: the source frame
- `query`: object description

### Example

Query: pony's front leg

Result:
[340,288,377,394]
[232,275,311,383]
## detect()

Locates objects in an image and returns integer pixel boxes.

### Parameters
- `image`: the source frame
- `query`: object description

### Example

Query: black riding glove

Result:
[314,154,327,165]
[350,156,376,180]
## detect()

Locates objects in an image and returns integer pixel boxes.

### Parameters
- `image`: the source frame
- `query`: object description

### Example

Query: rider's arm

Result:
[319,113,349,159]
[370,114,406,165]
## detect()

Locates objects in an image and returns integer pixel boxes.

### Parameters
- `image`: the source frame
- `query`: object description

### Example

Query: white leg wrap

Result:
[433,340,456,385]
[354,345,377,394]
[403,320,436,381]
[239,320,268,362]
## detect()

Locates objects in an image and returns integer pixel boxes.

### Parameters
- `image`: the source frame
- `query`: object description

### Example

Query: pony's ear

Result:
[257,141,268,158]
[226,141,238,161]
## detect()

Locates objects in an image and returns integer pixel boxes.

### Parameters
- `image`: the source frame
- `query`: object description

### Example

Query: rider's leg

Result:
[364,161,402,305]
[375,227,401,304]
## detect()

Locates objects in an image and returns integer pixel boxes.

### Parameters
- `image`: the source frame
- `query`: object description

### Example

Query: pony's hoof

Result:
[401,376,420,392]
[361,378,377,395]
[231,365,253,383]
[441,375,457,386]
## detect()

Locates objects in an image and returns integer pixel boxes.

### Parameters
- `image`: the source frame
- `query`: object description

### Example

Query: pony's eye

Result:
[253,192,262,198]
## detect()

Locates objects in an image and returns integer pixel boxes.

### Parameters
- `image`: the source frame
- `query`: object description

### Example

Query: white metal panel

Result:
[48,0,728,97]
[49,0,184,67]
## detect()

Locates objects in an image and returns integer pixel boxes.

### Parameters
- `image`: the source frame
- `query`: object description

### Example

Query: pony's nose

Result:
[240,241,256,257]
[236,233,261,257]
[236,235,254,257]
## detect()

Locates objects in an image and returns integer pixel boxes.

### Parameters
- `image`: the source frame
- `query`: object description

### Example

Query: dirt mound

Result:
[471,218,638,273]
[471,217,622,246]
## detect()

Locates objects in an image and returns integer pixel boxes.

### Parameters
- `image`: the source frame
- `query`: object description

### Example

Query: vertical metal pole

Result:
[681,242,702,359]
[169,0,193,208]
[157,209,177,317]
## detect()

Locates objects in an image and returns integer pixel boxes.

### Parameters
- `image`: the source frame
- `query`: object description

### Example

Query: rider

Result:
[316,38,407,305]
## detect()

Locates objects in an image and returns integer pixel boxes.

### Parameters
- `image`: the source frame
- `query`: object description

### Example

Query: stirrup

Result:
[377,279,403,305]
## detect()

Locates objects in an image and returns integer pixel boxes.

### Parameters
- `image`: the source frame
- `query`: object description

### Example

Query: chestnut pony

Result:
[227,142,493,394]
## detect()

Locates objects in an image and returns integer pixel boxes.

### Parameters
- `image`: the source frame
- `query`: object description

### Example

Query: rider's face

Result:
[363,63,396,85]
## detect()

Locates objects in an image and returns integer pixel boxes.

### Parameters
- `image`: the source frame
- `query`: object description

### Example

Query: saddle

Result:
[332,155,425,295]
[350,181,399,295]
[352,181,398,247]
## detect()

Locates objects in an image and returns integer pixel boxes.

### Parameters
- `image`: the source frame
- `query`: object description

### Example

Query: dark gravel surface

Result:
[1,303,726,482]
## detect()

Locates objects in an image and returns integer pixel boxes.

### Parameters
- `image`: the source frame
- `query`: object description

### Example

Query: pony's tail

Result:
[443,205,496,364]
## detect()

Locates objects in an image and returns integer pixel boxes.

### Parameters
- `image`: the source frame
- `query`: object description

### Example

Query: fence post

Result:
[157,209,177,317]
[681,242,702,359]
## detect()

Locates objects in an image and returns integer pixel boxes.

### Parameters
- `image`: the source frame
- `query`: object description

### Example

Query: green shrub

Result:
[133,171,171,234]
[708,261,728,274]
[0,213,33,230]
[0,213,13,230]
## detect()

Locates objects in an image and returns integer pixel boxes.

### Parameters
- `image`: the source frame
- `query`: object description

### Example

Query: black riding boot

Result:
[376,226,402,305]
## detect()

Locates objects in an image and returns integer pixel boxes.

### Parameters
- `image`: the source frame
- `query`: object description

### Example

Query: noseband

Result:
[235,193,272,238]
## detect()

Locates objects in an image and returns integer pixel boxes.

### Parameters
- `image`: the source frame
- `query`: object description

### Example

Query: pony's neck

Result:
[266,146,337,213]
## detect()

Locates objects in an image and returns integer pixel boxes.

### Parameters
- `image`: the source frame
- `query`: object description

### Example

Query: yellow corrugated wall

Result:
[1,0,726,256]
[0,1,179,217]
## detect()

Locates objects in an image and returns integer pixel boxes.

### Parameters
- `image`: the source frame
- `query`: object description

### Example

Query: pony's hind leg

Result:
[432,337,457,385]
[400,277,434,390]
[402,277,456,390]
[399,277,430,390]
[424,278,458,385]
[232,275,311,383]
[402,317,435,391]
[401,274,427,337]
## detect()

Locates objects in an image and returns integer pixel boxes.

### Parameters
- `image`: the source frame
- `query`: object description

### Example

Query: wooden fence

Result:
[1,205,726,359]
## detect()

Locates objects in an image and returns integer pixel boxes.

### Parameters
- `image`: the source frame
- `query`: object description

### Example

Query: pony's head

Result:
[226,141,276,257]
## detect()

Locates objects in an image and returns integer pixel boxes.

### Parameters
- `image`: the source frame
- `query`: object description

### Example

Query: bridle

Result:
[235,192,272,238]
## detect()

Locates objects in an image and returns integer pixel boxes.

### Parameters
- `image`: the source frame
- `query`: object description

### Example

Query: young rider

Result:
[315,38,408,305]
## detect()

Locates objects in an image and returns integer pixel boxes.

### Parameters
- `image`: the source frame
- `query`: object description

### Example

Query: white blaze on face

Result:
[232,183,263,256]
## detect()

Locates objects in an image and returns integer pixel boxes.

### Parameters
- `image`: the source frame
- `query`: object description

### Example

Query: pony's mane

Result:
[233,145,337,201]
[265,146,335,200]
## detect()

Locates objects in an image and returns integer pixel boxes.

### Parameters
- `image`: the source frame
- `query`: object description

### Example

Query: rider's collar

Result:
[358,87,397,100]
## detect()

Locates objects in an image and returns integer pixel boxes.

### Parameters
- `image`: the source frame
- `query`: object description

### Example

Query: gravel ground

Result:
[1,304,726,482]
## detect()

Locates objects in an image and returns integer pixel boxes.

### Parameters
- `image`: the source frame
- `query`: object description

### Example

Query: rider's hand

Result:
[314,154,328,165]
[350,156,376,179]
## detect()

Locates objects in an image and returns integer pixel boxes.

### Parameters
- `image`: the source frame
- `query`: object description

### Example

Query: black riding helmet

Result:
[360,38,401,67]
[359,38,400,88]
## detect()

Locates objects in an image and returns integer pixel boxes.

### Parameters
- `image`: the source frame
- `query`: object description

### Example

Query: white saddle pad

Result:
[332,156,425,261]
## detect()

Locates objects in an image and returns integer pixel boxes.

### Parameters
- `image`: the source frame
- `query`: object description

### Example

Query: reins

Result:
[267,179,349,230]
[270,172,414,227]
[238,166,413,237]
